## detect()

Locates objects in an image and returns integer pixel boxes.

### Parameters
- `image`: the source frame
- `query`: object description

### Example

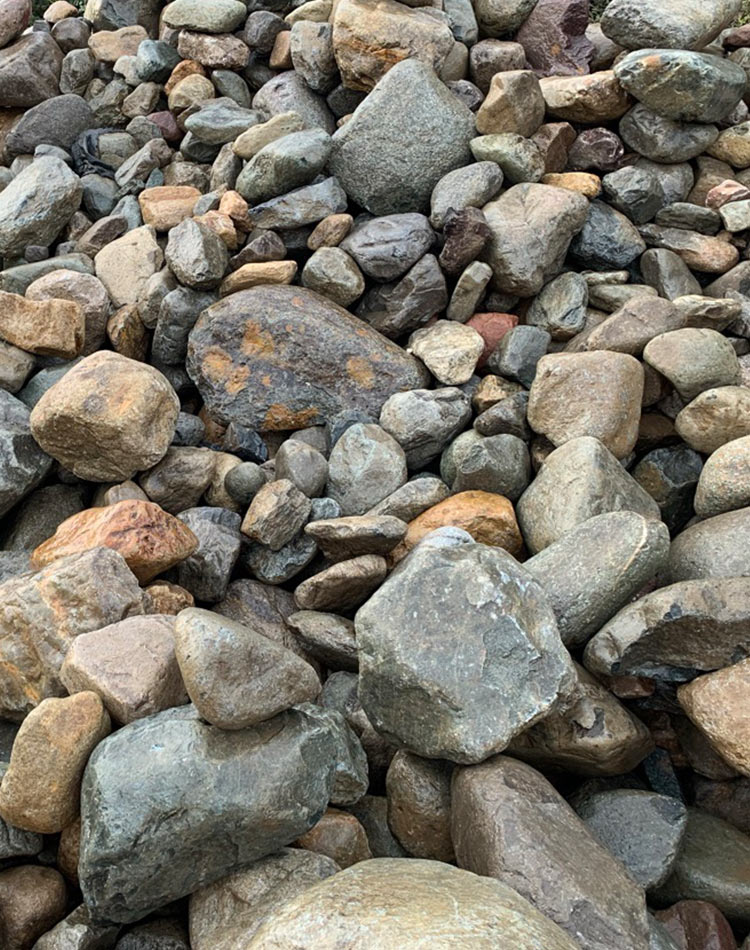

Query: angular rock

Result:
[176,507,241,603]
[339,214,434,282]
[355,254,447,339]
[407,321,484,386]
[287,610,358,671]
[516,0,594,77]
[304,516,406,563]
[241,480,311,551]
[379,388,471,469]
[539,71,631,123]
[0,291,84,360]
[165,219,229,291]
[0,33,62,107]
[475,70,545,138]
[430,162,504,230]
[326,423,407,516]
[527,272,588,341]
[0,390,52,519]
[0,157,82,258]
[94,226,164,309]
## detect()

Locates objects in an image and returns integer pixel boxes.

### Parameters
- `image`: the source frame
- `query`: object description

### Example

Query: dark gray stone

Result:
[487,325,550,387]
[1,484,85,552]
[620,105,719,164]
[641,248,702,300]
[602,165,662,225]
[252,71,336,134]
[571,200,647,270]
[165,219,229,291]
[355,254,448,340]
[527,272,588,340]
[429,161,504,230]
[340,214,434,282]
[236,129,332,205]
[5,95,94,158]
[633,445,703,533]
[452,433,531,501]
[184,99,259,146]
[224,463,267,507]
[176,508,242,604]
[248,177,348,230]
[153,287,216,366]
[0,391,53,519]
[474,391,531,439]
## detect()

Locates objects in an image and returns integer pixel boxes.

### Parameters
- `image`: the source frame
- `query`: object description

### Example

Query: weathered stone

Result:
[583,296,686,355]
[517,0,594,77]
[175,508,241,603]
[669,508,750,583]
[527,272,588,341]
[163,0,247,33]
[620,105,719,164]
[94,226,164,308]
[165,218,229,291]
[367,477,450,522]
[295,808,371,869]
[430,162,504,230]
[26,271,110,357]
[407,321,484,385]
[340,214,434,282]
[0,291,84,360]
[654,901,737,950]
[0,157,81,258]
[601,0,742,51]
[355,254,447,339]
[241,480,311,551]
[0,34,62,107]
[676,387,750,455]
[301,248,364,308]
[386,750,453,861]
[645,329,741,404]
[0,390,52,519]
[695,436,750,519]
[0,0,30,50]
[304,516,406,564]
[571,200,646,270]
[294,555,388,612]
[287,610,358,671]
[471,133,546,186]
[476,70,545,138]
[379,388,471,469]
[540,71,631,123]
[236,129,331,206]
[0,866,67,950]
[138,447,216,515]
[326,424,407,516]
[452,756,650,950]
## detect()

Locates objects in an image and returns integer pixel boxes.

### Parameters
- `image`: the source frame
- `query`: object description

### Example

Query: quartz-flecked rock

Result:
[356,531,573,764]
[0,157,82,258]
[188,286,426,431]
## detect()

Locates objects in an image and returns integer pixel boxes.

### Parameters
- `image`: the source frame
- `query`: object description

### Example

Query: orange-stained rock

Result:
[295,808,372,869]
[165,59,206,95]
[138,185,201,231]
[218,190,251,232]
[144,580,195,615]
[466,312,518,368]
[390,490,524,564]
[194,210,238,249]
[107,304,148,361]
[30,500,199,583]
[0,291,84,358]
[542,172,602,198]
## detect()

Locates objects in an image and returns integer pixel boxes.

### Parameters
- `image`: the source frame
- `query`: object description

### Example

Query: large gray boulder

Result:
[601,0,741,51]
[0,391,53,519]
[0,157,82,258]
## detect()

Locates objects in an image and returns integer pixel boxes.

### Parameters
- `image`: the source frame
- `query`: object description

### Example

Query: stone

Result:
[467,312,519,367]
[173,608,319,730]
[379,388,471,469]
[601,0,742,51]
[304,516,406,563]
[654,901,737,950]
[26,270,111,356]
[525,511,669,648]
[188,849,339,950]
[295,808,371,869]
[138,186,200,231]
[78,704,354,923]
[355,254,447,339]
[571,200,646,270]
[517,436,661,554]
[356,531,572,764]
[340,214,434,282]
[0,866,67,950]
[252,72,335,135]
[0,692,110,834]
[475,70,545,138]
[331,0,454,92]
[0,291,84,360]
[367,477,450,521]
[694,436,750,519]
[452,756,650,950]
[539,71,631,123]
[308,213,354,250]
[584,576,750,682]
[88,25,146,62]
[676,387,750,455]
[31,500,198,584]
[301,248,364,308]
[527,272,588,341]
[644,329,741,403]
[6,95,94,158]
[163,0,246,32]
[0,391,52,519]
[326,423,407,516]
[451,433,530,501]
[407,321,484,386]
[0,157,81,258]
[30,352,179,482]
[165,219,229,291]
[273,441,328,499]
[602,165,662,226]
[678,660,750,778]
[386,750,453,861]
[709,123,750,169]
[138,447,216,514]
[60,615,187,726]
[95,226,164,308]
[488,325,551,387]
[481,183,589,297]
[176,508,241,603]
[294,555,388,612]
[516,0,594,77]
[0,0,30,49]
[639,225,738,275]
[187,286,427,431]
[0,340,34,395]
[620,105,719,164]
[0,33,62,107]
[471,133,545,185]
[430,162,504,230]
[669,508,750,583]
[583,296,686,355]
[328,59,475,216]
[574,789,687,891]
[247,178,347,230]
[528,351,643,459]
[287,610,358,671]
[633,445,703,534]
[236,129,331,206]
[246,858,580,949]
[441,211,492,280]
[241,479,311,551]
[473,0,539,36]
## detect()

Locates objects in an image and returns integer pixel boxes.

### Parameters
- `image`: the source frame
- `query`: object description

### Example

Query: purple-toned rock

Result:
[517,0,594,77]
[0,0,31,50]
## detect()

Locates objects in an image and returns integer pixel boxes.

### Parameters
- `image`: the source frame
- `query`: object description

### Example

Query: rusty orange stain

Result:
[240,321,275,357]
[263,404,318,430]
[346,356,375,388]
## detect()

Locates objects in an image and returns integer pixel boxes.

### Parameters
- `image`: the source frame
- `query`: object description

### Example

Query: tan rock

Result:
[527,351,644,459]
[220,260,298,296]
[164,58,206,95]
[641,225,739,274]
[471,375,524,413]
[232,112,306,159]
[675,386,750,454]
[0,692,110,833]
[241,479,311,550]
[0,291,84,358]
[94,480,148,507]
[0,866,67,950]
[88,25,147,62]
[542,172,602,198]
[285,0,331,22]
[540,71,632,123]
[386,750,454,861]
[678,659,750,777]
[44,0,78,20]
[30,351,179,482]
[203,451,243,512]
[139,185,200,231]
[31,500,198,583]
[332,0,455,92]
[60,615,188,725]
[390,491,524,564]
[57,818,80,884]
[269,29,292,69]
[167,73,215,113]
[294,555,388,611]
[708,123,750,169]
[694,435,750,518]
[107,304,148,361]
[194,210,238,249]
[144,580,195,615]
[25,270,111,357]
[295,809,372,869]
[218,190,251,231]
[94,225,164,307]
[476,70,545,138]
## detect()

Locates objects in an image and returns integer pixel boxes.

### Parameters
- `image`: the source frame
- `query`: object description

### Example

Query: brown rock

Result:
[30,351,179,482]
[517,0,595,77]
[675,387,750,454]
[308,213,354,250]
[57,818,80,884]
[475,70,545,137]
[386,750,454,861]
[194,210,238,250]
[304,515,407,562]
[693,777,750,836]
[542,171,602,197]
[678,660,750,778]
[540,71,631,122]
[107,304,148,361]
[164,58,206,94]
[60,615,188,725]
[655,900,737,950]
[167,72,214,111]
[0,866,67,950]
[528,351,644,459]
[144,580,195,615]
[295,808,372,869]
[583,295,686,355]
[219,260,297,296]
[0,291,84,359]
[451,756,650,950]
[472,374,525,413]
[640,225,739,275]
[390,491,524,563]
[0,692,110,833]
[30,500,198,583]
[176,31,249,71]
[241,479,311,551]
[25,270,111,357]
[268,30,292,69]
[0,547,145,720]
[88,25,147,62]
[294,556,387,611]
[0,34,62,108]
[138,185,200,231]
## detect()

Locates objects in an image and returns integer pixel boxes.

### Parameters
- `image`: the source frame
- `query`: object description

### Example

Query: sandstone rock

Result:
[88,24,146,62]
[25,270,111,357]
[540,71,630,123]
[407,321,484,385]
[241,479,311,551]
[0,291,84,360]
[475,70,545,138]
[94,226,164,308]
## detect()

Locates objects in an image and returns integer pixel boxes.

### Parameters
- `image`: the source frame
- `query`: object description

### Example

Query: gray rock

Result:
[474,0,539,36]
[301,248,365,309]
[355,254,448,339]
[355,531,573,764]
[184,99,259,146]
[0,550,31,584]
[224,462,267,507]
[0,157,82,258]
[452,433,530,501]
[517,436,661,554]
[79,704,351,923]
[274,440,328,498]
[304,515,406,564]
[668,507,750,582]
[0,391,53,519]
[602,165,663,226]
[379,388,471,469]
[430,161,504,229]
[620,105,719,164]
[176,508,241,604]
[287,610,358,671]
[139,447,216,515]
[641,248,702,300]
[644,328,741,402]
[487,325,550,387]
[242,532,319,586]
[115,918,187,949]
[85,0,162,33]
[135,38,182,83]
[367,476,451,521]
[525,511,669,648]
[527,272,588,340]
[340,214,434,282]
[633,445,703,533]
[152,287,216,367]
[0,813,42,861]
[470,133,545,185]
[236,130,332,205]
[601,0,742,51]
[114,138,172,190]
[648,916,681,950]
[248,177,348,230]
[165,219,229,290]
[294,555,388,613]
[574,789,688,891]
[241,479,311,551]
[252,71,336,135]
[347,796,408,858]
[474,391,530,439]
[571,200,647,270]
[5,95,94,158]
[328,59,475,216]
[32,903,120,950]
[326,423,407,516]
[290,21,337,93]
[1,483,85,552]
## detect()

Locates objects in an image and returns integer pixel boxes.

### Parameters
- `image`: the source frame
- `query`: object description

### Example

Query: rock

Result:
[452,756,650,950]
[475,70,545,138]
[0,291,84,360]
[474,0,539,36]
[331,0,455,92]
[348,796,407,858]
[583,577,750,681]
[355,254,447,339]
[379,388,471,468]
[304,516,406,563]
[340,214,433,282]
[78,704,353,923]
[481,183,589,297]
[245,858,581,949]
[652,809,750,927]
[88,25,147,62]
[669,508,750,583]
[0,0,30,50]
[0,692,110,834]
[95,226,164,308]
[295,808,371,869]
[525,511,669,648]
[527,272,588,340]
[236,129,331,206]
[694,436,750,518]
[5,95,94,158]
[574,789,687,890]
[539,71,631,123]
[287,610,358,670]
[356,531,572,764]
[0,157,82,258]
[30,903,120,950]
[176,508,241,603]
[162,0,247,33]
[188,849,339,950]
[0,34,62,107]
[60,615,187,725]
[272,440,328,499]
[367,477,450,521]
[328,59,475,216]
[0,391,52,519]
[614,50,746,124]
[241,480,311,551]
[186,286,428,431]
[30,352,179,482]
[487,325,550,387]
[517,436,661,554]
[173,608,319,730]
[516,0,594,77]
[601,0,742,51]
[294,555,388,612]
[644,329,741,403]
[25,270,111,357]
[571,199,646,270]
[301,248,364,308]
[528,351,644,459]
[0,866,67,950]
[678,660,750,777]
[165,219,229,291]
[138,186,200,231]
[326,423,407,516]
[583,295,686,355]
[450,433,530,501]
[31,500,198,584]
[471,133,546,186]
[654,901,737,950]
[430,162,504,230]
[407,321,484,385]
[675,387,750,454]
[386,750,454,861]
[441,213,492,280]
[620,105,719,164]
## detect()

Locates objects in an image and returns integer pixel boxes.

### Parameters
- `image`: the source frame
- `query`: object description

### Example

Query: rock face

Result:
[451,756,651,950]
[186,285,427,431]
[328,59,475,216]
[30,352,180,482]
[355,530,573,764]
[0,33,62,107]
[601,0,741,51]
[0,391,53,518]
[245,859,581,949]
[78,704,353,923]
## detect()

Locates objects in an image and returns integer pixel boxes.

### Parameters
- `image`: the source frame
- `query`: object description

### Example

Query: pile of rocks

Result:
[1,0,750,946]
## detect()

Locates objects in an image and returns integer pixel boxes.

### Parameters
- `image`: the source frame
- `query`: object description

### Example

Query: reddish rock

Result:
[148,110,182,142]
[466,312,519,367]
[0,866,67,950]
[655,900,737,950]
[295,808,372,869]
[517,0,595,77]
